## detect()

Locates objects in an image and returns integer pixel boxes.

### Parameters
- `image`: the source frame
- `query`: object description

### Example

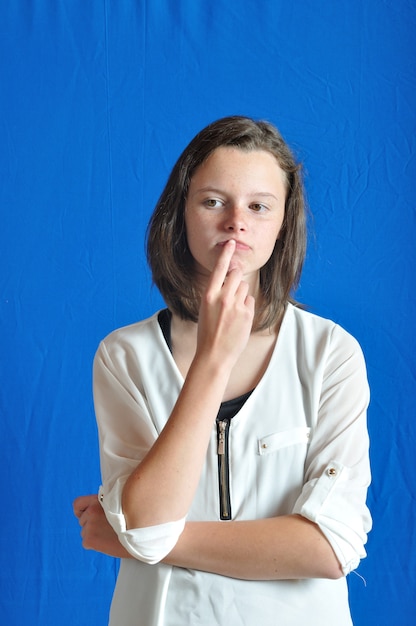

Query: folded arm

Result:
[165,515,343,580]
[73,495,342,579]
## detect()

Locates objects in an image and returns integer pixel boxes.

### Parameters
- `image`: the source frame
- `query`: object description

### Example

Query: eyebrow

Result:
[190,187,280,201]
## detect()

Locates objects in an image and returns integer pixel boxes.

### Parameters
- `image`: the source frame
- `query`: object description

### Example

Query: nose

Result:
[223,204,247,232]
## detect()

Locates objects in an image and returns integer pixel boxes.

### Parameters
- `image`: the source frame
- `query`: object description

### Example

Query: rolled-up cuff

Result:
[292,461,370,575]
[117,517,186,564]
[98,484,186,564]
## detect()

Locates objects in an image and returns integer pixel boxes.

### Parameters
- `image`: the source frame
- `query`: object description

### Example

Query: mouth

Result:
[217,239,250,251]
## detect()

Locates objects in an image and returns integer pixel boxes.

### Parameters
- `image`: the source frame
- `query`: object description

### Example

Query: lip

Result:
[217,239,250,251]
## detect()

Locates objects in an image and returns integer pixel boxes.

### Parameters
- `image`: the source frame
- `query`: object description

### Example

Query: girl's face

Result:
[184,147,286,294]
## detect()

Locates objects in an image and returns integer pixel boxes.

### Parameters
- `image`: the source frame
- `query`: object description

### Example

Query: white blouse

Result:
[94,303,371,626]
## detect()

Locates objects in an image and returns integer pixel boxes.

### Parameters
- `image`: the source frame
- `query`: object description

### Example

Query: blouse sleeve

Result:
[292,324,372,575]
[93,338,186,564]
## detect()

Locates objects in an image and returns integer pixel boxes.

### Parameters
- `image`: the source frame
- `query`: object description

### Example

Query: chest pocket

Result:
[258,427,311,456]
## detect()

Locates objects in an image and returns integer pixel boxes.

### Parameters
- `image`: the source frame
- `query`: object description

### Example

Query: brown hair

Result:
[146,115,306,330]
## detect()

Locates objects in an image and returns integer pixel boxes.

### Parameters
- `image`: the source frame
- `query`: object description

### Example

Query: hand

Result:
[73,494,131,559]
[197,240,255,368]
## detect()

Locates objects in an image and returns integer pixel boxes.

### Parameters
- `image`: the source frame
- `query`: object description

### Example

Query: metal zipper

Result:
[217,418,232,520]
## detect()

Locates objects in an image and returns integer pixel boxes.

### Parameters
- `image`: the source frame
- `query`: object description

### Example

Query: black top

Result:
[158,309,253,419]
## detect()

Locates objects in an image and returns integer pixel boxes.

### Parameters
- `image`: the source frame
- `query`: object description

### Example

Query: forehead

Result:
[190,146,288,190]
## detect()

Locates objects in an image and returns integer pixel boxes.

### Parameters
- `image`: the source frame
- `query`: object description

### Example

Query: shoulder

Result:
[102,311,161,344]
[285,303,365,363]
[95,311,165,367]
[282,305,368,403]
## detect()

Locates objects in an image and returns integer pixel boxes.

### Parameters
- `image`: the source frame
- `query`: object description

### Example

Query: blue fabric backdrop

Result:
[1,1,415,624]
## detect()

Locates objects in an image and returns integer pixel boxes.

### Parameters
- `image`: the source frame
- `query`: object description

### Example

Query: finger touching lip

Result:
[217,239,250,251]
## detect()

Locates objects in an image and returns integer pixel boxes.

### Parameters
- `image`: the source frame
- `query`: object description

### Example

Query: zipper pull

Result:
[218,420,226,455]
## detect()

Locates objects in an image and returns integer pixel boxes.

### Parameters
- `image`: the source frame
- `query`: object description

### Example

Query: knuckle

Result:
[203,291,216,305]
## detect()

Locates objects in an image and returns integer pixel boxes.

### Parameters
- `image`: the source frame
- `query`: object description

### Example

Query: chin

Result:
[227,261,244,274]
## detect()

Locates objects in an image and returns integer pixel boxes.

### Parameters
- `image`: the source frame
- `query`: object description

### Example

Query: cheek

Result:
[185,211,213,244]
[266,218,283,242]
[185,219,200,246]
[273,214,285,240]
[261,225,283,261]
[184,220,208,261]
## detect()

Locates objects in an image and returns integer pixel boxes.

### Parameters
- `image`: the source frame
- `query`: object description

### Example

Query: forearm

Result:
[122,355,230,529]
[164,515,343,580]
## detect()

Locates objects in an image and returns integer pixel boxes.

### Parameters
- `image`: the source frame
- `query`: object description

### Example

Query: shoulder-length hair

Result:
[146,115,306,330]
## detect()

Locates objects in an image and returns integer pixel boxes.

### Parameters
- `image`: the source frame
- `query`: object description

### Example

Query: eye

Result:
[204,198,222,209]
[250,203,268,213]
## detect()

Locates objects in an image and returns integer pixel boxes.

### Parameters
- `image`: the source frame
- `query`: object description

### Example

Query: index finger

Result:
[208,239,237,291]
